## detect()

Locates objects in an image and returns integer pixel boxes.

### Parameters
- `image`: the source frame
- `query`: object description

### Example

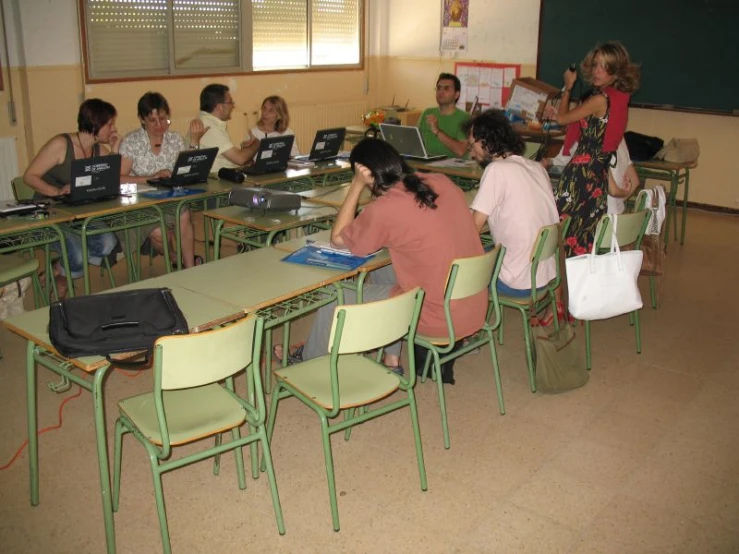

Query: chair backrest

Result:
[594,211,650,250]
[527,220,568,295]
[12,177,34,201]
[447,248,499,301]
[328,287,424,355]
[155,315,259,390]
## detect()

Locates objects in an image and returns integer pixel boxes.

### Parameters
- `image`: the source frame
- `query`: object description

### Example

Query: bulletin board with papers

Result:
[454,62,521,112]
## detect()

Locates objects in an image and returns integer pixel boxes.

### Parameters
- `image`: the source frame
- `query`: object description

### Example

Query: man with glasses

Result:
[418,73,470,158]
[198,84,259,174]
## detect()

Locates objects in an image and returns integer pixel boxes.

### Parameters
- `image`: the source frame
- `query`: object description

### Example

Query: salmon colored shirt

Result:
[341,172,487,338]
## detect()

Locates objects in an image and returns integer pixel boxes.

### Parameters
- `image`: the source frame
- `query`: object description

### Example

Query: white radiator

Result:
[289,102,367,155]
[0,137,19,201]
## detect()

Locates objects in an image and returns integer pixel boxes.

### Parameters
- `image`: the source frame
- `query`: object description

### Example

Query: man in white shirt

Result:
[197,84,259,174]
[465,110,560,297]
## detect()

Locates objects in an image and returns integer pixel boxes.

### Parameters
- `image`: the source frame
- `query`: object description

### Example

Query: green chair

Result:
[497,220,570,393]
[12,176,35,201]
[266,288,427,531]
[112,316,285,553]
[585,210,650,369]
[415,245,506,449]
[634,190,661,309]
[0,255,40,358]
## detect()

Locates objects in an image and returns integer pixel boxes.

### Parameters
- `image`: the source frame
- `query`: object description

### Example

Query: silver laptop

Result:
[0,199,47,217]
[379,123,445,161]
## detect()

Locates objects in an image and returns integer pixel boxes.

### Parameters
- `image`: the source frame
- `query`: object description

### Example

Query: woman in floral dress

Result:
[550,41,640,257]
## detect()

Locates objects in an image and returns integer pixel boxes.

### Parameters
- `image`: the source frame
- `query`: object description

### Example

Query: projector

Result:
[228,187,302,212]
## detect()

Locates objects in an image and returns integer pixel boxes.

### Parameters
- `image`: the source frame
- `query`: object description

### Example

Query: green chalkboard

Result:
[537,0,739,115]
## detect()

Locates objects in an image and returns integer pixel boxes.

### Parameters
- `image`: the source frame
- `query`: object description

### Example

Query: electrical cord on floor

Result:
[0,385,83,471]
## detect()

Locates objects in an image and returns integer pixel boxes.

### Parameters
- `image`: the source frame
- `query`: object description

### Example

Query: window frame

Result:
[77,0,365,84]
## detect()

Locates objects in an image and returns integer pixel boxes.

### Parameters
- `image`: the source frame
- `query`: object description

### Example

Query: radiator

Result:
[288,102,367,155]
[0,137,19,201]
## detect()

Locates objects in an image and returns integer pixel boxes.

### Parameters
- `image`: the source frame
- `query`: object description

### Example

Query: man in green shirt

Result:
[418,73,470,158]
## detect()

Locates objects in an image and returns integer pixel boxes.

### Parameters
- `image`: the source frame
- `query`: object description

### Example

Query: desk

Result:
[634,159,696,246]
[4,284,245,554]
[0,211,75,303]
[55,198,170,294]
[204,203,338,258]
[409,159,482,191]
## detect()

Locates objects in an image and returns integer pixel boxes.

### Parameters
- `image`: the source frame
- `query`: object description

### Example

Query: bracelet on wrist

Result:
[189,144,198,149]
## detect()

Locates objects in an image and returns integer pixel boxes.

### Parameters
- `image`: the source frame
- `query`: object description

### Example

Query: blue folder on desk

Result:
[140,188,206,199]
[281,246,375,271]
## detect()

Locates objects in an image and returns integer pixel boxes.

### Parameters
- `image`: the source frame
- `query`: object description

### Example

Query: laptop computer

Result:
[147,147,218,187]
[0,199,48,217]
[243,135,295,175]
[293,128,346,162]
[63,154,121,205]
[379,123,446,161]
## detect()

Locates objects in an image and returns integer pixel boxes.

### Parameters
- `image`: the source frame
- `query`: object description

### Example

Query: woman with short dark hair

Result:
[23,98,121,297]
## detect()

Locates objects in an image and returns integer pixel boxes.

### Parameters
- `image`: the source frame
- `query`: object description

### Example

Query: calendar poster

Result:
[441,0,469,53]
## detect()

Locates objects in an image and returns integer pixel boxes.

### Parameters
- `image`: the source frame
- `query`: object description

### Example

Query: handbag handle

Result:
[101,321,140,330]
[590,214,624,273]
[105,349,152,370]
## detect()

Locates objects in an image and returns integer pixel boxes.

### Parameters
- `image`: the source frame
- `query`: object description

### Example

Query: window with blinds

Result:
[82,0,363,80]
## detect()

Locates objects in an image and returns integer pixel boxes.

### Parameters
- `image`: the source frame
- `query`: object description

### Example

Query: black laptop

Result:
[293,128,346,162]
[63,154,121,205]
[147,147,218,187]
[243,135,295,175]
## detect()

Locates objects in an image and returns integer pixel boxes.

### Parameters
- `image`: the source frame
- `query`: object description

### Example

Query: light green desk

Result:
[55,197,170,294]
[0,211,75,303]
[3,284,245,554]
[408,159,482,191]
[204,202,339,259]
[634,159,696,247]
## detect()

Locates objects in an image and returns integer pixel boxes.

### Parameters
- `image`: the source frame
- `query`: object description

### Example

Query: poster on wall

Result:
[440,0,469,53]
[455,62,521,111]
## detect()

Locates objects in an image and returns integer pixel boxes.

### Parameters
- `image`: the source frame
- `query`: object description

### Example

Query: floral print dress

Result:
[555,95,610,257]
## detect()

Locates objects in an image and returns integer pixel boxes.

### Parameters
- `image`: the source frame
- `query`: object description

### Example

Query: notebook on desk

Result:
[0,200,47,217]
[242,135,294,175]
[61,154,121,205]
[146,147,218,187]
[379,123,446,161]
[293,128,346,162]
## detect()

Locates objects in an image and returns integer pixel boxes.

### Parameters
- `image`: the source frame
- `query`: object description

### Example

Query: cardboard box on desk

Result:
[506,78,560,122]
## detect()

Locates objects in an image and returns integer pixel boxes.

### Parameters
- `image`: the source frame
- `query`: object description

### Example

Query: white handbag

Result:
[565,215,643,321]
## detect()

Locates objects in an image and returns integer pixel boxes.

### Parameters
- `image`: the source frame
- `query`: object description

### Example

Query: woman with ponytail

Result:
[278,138,486,383]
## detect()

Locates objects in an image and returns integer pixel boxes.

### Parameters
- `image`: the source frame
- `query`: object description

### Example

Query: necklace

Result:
[76,133,92,159]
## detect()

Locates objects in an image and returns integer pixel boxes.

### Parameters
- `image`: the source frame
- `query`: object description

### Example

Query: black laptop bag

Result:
[49,288,188,364]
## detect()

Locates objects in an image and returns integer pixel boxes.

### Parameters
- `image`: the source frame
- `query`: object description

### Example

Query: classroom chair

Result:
[112,316,284,554]
[415,245,506,449]
[586,210,650,369]
[497,220,570,393]
[634,189,663,309]
[266,288,427,531]
[0,255,40,358]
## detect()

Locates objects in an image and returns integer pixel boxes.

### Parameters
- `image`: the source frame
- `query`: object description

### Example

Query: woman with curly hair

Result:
[548,41,640,258]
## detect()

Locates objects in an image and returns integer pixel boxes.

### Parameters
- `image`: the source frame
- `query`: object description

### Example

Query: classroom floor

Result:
[0,208,737,554]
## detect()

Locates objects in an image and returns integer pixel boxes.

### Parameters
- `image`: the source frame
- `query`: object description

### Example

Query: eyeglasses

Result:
[144,116,170,126]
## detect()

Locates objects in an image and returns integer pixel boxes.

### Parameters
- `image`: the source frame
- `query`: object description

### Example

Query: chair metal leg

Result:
[520,314,537,393]
[319,415,341,531]
[430,349,452,449]
[257,428,286,534]
[585,320,592,370]
[151,465,173,554]
[112,420,126,511]
[407,388,428,491]
[230,427,248,490]
[680,170,690,245]
[487,330,506,415]
[634,310,642,354]
[650,276,658,309]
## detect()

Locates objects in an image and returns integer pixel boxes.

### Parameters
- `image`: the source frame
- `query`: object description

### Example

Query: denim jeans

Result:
[52,225,118,278]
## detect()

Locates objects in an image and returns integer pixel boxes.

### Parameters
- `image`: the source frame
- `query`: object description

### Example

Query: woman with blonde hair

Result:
[548,41,640,258]
[249,95,300,157]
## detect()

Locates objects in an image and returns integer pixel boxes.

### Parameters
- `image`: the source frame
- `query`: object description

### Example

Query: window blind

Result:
[252,0,308,70]
[311,0,360,66]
